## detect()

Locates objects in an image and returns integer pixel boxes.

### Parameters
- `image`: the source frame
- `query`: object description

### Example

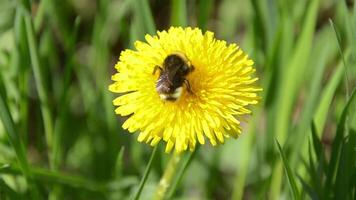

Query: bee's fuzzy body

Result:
[154,52,194,101]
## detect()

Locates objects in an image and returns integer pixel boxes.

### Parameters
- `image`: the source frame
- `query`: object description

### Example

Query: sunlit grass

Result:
[0,0,355,199]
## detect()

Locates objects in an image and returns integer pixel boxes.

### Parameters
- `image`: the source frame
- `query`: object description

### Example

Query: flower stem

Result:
[166,146,199,199]
[154,152,182,200]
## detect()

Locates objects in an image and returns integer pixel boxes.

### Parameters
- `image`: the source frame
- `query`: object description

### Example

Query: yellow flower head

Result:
[109,27,261,153]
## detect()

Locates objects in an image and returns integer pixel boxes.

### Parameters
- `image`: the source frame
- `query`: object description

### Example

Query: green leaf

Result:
[333,138,350,199]
[307,136,325,198]
[296,174,318,200]
[114,146,125,178]
[325,89,356,196]
[275,139,300,200]
[307,141,317,189]
[311,121,323,163]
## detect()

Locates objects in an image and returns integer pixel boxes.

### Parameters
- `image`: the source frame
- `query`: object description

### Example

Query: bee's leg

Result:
[184,79,193,94]
[153,65,163,75]
[190,65,195,72]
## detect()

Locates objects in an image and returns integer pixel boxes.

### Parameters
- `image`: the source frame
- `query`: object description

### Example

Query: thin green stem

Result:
[132,146,159,200]
[166,146,199,199]
[329,19,350,101]
[154,151,182,200]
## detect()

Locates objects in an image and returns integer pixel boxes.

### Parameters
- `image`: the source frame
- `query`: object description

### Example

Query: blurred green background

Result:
[0,0,355,199]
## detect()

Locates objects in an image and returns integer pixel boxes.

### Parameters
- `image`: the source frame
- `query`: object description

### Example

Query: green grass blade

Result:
[310,121,324,163]
[340,0,356,60]
[333,132,356,199]
[313,8,353,136]
[308,131,325,198]
[325,89,356,196]
[274,0,320,144]
[197,0,213,31]
[307,141,318,195]
[250,0,271,52]
[114,146,125,178]
[135,0,156,35]
[0,163,106,193]
[286,26,337,166]
[13,8,30,148]
[329,19,350,101]
[131,145,158,200]
[170,0,187,27]
[333,129,355,198]
[296,174,318,200]
[231,112,261,200]
[275,140,300,200]
[0,82,39,199]
[19,1,54,168]
[314,57,347,135]
[0,178,24,200]
[217,0,247,40]
[52,16,81,169]
[129,13,143,47]
[270,0,320,198]
[311,122,322,154]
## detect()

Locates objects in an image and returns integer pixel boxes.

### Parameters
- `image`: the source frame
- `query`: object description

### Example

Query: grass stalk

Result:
[314,51,349,135]
[329,19,350,101]
[270,0,320,198]
[276,140,300,200]
[132,146,159,200]
[0,84,40,199]
[20,0,54,168]
[231,124,257,200]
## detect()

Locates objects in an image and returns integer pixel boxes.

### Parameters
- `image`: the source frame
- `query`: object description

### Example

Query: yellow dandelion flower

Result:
[109,27,261,153]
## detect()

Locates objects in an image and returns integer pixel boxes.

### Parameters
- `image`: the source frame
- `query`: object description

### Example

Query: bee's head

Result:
[163,52,193,76]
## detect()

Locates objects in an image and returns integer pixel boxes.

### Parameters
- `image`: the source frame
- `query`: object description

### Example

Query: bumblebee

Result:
[153,52,194,101]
